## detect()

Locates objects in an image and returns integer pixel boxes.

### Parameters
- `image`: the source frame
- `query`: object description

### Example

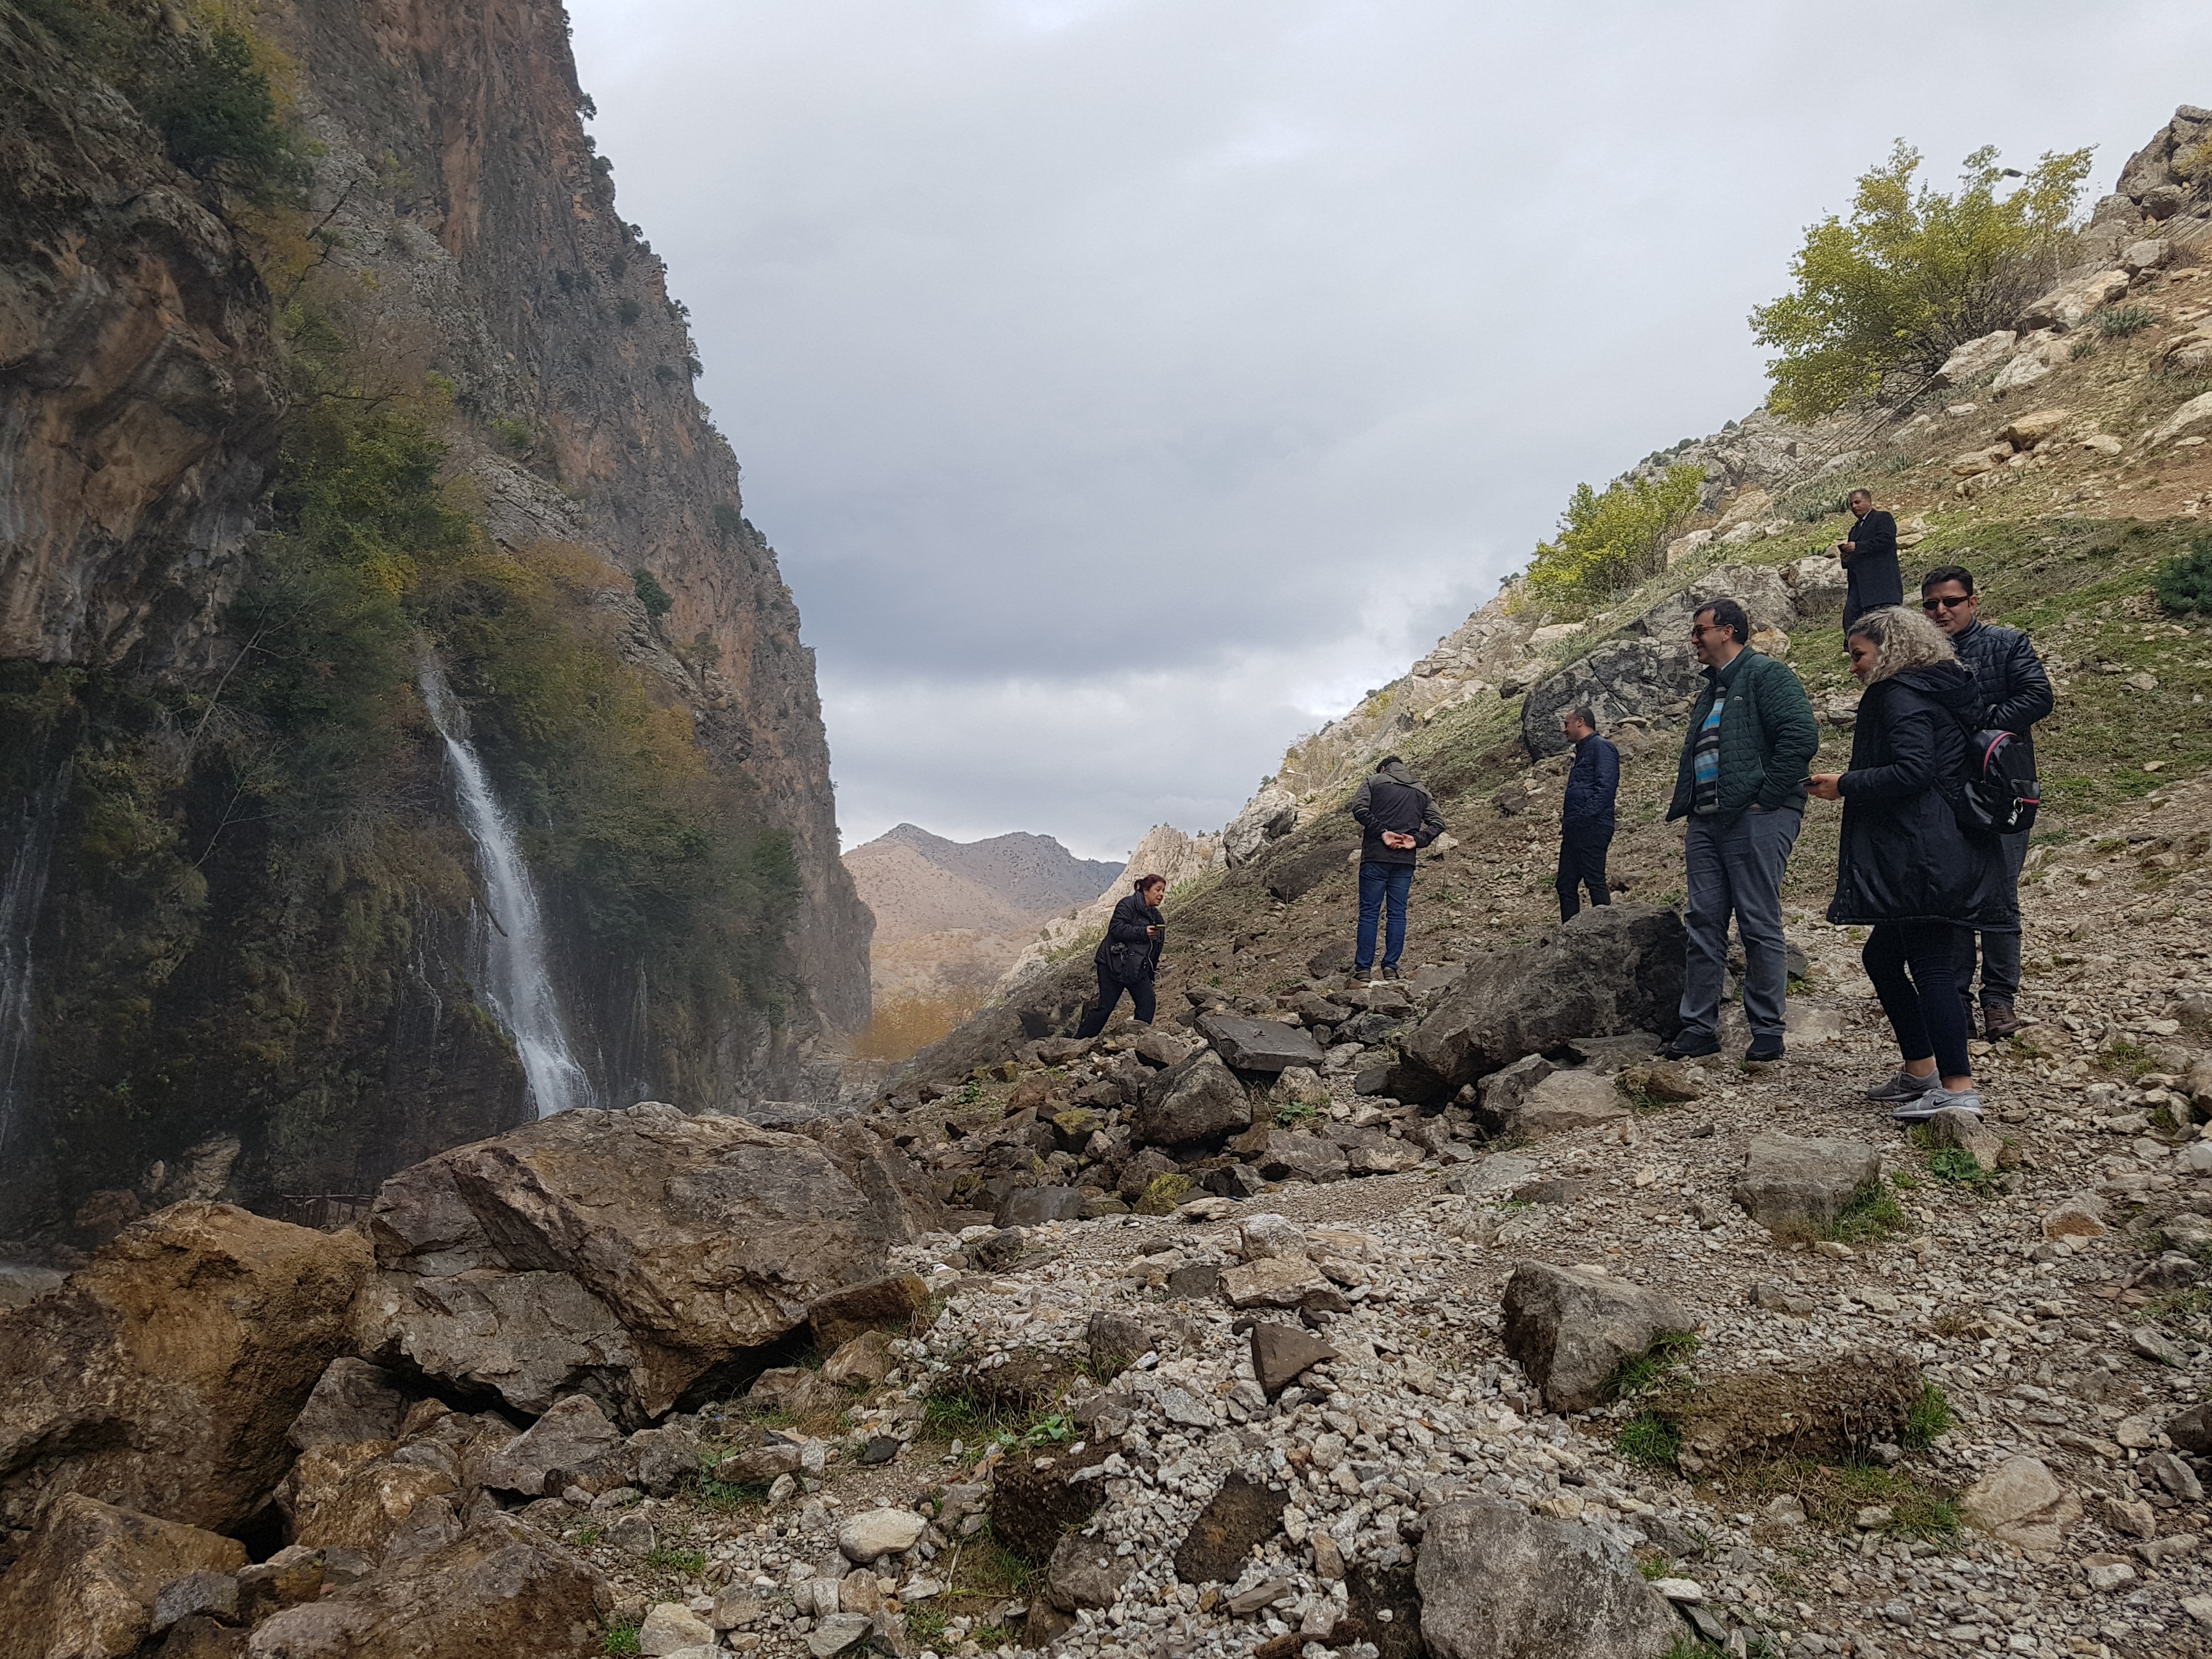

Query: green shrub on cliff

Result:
[1751,140,2092,416]
[1525,462,1705,613]
[16,1,305,195]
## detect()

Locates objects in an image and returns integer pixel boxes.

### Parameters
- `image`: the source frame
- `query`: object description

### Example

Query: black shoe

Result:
[1661,1033,1720,1060]
[1744,1037,1786,1063]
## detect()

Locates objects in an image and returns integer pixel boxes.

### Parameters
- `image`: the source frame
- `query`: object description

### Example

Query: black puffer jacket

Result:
[1094,893,1164,983]
[1826,662,2017,930]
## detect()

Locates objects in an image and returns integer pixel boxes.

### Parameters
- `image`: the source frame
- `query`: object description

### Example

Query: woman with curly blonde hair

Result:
[1809,605,2014,1120]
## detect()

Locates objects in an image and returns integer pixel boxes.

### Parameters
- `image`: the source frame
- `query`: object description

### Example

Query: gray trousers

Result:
[1956,831,2030,1009]
[1679,808,1802,1043]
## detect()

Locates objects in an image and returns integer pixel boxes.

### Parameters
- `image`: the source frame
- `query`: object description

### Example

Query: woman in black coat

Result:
[1809,605,2015,1122]
[1076,874,1167,1037]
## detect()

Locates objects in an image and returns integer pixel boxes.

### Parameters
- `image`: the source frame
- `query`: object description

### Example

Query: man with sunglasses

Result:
[1921,565,2052,1041]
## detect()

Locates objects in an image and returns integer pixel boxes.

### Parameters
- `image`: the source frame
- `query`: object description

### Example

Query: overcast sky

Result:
[565,0,2211,863]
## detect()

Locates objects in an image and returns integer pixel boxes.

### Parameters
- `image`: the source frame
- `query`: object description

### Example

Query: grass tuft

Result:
[1607,1330,1701,1401]
[1904,1383,1953,1448]
[1824,1181,1908,1245]
[602,1616,642,1657]
[1617,1410,1684,1467]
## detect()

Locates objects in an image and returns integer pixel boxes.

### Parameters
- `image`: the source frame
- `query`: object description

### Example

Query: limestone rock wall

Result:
[262,0,871,1037]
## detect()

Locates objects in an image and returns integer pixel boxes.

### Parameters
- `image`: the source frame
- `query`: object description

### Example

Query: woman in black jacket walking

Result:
[1809,605,2014,1121]
[1076,874,1167,1038]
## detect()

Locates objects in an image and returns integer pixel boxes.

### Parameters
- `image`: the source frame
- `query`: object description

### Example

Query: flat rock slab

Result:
[477,1394,622,1498]
[809,1273,929,1350]
[838,1508,927,1562]
[1403,905,1688,1093]
[1046,1533,1131,1611]
[1509,1070,1628,1137]
[1961,1455,2083,1551]
[1197,1014,1325,1073]
[1731,1132,1880,1235]
[246,1513,604,1657]
[995,1186,1087,1228]
[1221,1256,1327,1310]
[1415,1495,1680,1658]
[1500,1262,1689,1414]
[1250,1322,1340,1397]
[1173,1474,1288,1585]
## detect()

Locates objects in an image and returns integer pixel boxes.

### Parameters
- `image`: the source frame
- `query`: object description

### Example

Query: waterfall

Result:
[0,768,66,1163]
[417,660,591,1118]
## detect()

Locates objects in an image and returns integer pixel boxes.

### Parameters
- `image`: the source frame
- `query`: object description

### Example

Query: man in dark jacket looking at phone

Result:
[1838,489,1901,630]
[1920,564,2052,1040]
[1350,756,1446,984]
[1557,706,1619,921]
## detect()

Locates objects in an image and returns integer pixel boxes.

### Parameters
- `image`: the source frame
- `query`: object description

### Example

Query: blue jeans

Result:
[1679,808,1801,1043]
[1356,861,1414,972]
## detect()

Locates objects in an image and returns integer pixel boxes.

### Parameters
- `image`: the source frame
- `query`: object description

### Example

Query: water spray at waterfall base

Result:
[417,659,592,1118]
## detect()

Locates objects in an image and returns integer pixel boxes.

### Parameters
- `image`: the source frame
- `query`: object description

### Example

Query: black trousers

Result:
[1557,825,1614,921]
[1076,963,1155,1037]
[1864,922,1972,1080]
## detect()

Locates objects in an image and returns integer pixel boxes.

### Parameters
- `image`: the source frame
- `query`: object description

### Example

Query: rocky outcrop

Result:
[0,1493,249,1659]
[1500,1262,1690,1413]
[0,5,281,674]
[0,1203,371,1539]
[256,0,872,1045]
[245,1511,606,1658]
[1401,906,1685,1097]
[1415,1496,1681,1659]
[347,1104,913,1423]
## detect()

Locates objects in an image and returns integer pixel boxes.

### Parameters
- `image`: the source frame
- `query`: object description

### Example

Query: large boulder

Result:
[1500,1263,1689,1413]
[1415,1496,1680,1659]
[1522,639,1700,760]
[1223,788,1299,867]
[244,1511,605,1658]
[1401,907,1686,1098]
[348,1102,915,1424]
[1620,563,1796,645]
[1131,1052,1251,1148]
[1731,1134,1880,1237]
[0,1494,247,1659]
[276,1402,525,1556]
[0,1203,371,1537]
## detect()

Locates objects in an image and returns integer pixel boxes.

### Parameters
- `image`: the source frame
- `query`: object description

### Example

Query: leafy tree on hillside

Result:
[1752,140,2093,416]
[1525,462,1706,613]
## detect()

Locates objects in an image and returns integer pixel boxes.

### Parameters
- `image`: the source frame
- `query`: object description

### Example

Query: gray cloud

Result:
[566,0,2212,860]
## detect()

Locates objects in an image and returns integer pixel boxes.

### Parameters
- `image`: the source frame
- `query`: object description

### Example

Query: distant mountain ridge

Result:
[844,825,1126,1006]
[874,824,1122,916]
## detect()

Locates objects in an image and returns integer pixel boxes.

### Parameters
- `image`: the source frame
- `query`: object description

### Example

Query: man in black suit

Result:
[1837,489,1900,630]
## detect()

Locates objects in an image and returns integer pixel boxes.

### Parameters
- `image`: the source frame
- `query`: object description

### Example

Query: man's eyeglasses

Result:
[1921,594,1973,612]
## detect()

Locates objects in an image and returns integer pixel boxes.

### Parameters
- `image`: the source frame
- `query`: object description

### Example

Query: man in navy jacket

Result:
[1922,564,2054,1039]
[1558,707,1620,921]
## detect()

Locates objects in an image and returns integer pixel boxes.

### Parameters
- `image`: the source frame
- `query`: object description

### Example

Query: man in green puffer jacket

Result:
[1662,596,1820,1063]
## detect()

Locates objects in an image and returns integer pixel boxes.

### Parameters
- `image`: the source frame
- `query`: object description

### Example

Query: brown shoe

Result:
[1983,1001,2024,1041]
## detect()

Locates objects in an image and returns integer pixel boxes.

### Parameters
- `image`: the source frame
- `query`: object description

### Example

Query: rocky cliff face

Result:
[0,0,870,1243]
[261,0,871,1035]
[0,3,281,673]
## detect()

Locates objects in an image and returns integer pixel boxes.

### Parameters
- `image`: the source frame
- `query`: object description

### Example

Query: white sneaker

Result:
[1893,1086,1982,1122]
